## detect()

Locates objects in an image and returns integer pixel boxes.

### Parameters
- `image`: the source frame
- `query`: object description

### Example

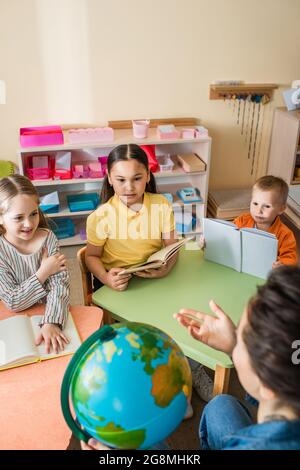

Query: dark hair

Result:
[243,266,300,415]
[100,144,157,204]
[0,174,48,235]
[254,175,289,205]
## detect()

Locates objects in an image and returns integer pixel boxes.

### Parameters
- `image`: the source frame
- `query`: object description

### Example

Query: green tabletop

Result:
[92,245,263,370]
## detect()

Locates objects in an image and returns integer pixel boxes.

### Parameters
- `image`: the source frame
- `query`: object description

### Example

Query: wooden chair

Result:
[76,246,114,324]
[77,246,93,306]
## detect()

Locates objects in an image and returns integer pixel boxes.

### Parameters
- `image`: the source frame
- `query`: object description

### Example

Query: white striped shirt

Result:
[0,230,70,328]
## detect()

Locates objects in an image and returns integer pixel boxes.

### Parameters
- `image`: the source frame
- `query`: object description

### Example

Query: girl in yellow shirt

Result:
[86,144,177,291]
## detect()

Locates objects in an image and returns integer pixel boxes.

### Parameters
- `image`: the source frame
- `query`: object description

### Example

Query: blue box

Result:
[67,193,100,212]
[51,218,75,239]
[175,212,196,234]
[40,203,59,214]
[161,192,173,203]
[176,187,202,203]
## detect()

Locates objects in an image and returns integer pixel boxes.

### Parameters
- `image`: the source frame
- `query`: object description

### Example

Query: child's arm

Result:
[0,264,47,312]
[275,230,298,266]
[85,242,132,291]
[41,233,70,329]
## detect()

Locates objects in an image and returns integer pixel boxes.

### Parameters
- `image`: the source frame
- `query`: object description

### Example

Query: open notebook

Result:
[119,238,192,275]
[203,218,278,279]
[0,313,82,371]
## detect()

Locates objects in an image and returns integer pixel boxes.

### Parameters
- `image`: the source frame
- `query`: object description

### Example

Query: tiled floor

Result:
[62,218,300,450]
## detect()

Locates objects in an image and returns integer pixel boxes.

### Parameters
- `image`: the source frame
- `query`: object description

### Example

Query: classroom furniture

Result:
[92,246,263,396]
[0,302,103,450]
[209,83,278,100]
[77,246,93,306]
[17,117,211,246]
[268,108,300,186]
[267,108,300,229]
[207,188,251,220]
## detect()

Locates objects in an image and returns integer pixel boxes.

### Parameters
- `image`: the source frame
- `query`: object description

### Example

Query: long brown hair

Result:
[243,266,300,416]
[0,174,48,235]
[100,144,157,204]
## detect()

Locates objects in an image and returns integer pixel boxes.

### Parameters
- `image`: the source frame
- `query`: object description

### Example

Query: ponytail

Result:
[146,172,157,194]
[100,175,115,204]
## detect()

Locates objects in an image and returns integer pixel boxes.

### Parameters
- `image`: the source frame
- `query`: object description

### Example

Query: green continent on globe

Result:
[123,323,169,375]
[95,422,146,449]
[151,349,192,407]
[72,351,107,404]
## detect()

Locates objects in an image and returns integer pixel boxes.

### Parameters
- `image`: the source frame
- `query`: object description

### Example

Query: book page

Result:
[240,227,277,239]
[30,313,82,360]
[203,218,242,271]
[0,316,38,370]
[147,238,190,263]
[119,238,191,275]
[241,230,278,279]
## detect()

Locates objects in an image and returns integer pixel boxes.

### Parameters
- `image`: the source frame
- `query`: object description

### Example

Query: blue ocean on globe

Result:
[69,322,192,449]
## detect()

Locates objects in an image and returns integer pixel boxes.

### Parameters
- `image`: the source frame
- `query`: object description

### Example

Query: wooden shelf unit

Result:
[209,83,278,100]
[18,126,211,246]
[267,107,300,185]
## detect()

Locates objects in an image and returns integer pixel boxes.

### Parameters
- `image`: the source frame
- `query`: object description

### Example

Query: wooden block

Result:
[176,153,206,172]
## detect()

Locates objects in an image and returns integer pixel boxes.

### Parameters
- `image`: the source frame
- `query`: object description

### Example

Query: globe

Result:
[61,322,192,449]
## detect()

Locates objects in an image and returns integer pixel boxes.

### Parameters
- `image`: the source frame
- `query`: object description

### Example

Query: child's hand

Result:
[36,323,69,354]
[105,268,132,291]
[37,248,67,283]
[198,234,206,250]
[135,264,169,278]
[81,438,110,450]
[272,259,283,269]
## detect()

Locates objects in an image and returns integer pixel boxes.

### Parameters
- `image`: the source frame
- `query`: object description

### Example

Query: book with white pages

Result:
[0,313,81,371]
[202,218,278,279]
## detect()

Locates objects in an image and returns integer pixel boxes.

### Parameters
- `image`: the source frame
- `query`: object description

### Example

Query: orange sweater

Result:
[234,213,298,265]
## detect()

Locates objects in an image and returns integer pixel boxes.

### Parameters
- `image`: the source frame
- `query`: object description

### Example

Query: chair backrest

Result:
[77,246,93,305]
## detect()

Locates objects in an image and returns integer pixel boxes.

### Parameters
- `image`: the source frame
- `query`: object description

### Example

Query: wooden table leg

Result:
[213,365,231,396]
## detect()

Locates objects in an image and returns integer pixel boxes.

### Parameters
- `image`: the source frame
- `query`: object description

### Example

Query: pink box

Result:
[88,162,103,178]
[26,155,52,180]
[20,126,64,148]
[195,126,209,138]
[157,125,181,140]
[181,128,196,139]
[67,127,114,144]
[72,164,90,179]
[98,156,108,175]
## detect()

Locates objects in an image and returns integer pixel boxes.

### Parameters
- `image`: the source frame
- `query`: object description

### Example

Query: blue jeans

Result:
[199,394,253,450]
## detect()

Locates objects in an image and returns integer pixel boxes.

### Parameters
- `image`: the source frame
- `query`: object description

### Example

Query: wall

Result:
[1,0,300,189]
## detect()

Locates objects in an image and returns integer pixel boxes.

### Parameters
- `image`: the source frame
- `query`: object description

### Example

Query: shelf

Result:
[58,234,86,247]
[209,83,278,100]
[19,127,211,153]
[18,121,211,247]
[31,169,206,187]
[46,208,93,218]
[32,177,100,187]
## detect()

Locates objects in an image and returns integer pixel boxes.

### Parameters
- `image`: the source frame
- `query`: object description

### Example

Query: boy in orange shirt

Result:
[234,175,297,267]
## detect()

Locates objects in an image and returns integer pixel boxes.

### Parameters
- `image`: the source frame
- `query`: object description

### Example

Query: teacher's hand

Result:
[174,300,236,355]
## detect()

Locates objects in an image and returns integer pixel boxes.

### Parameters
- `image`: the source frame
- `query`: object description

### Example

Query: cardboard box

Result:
[176,153,206,173]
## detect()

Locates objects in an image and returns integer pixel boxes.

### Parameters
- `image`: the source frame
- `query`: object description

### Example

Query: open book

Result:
[0,313,82,371]
[119,238,192,275]
[202,218,278,279]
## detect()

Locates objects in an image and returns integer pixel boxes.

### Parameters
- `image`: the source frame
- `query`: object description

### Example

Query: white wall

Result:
[1,0,300,188]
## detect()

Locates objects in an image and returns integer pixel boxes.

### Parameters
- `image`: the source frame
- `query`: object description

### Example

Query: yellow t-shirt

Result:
[86,192,175,270]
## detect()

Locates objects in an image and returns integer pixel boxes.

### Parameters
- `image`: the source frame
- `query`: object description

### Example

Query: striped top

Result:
[0,229,70,328]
